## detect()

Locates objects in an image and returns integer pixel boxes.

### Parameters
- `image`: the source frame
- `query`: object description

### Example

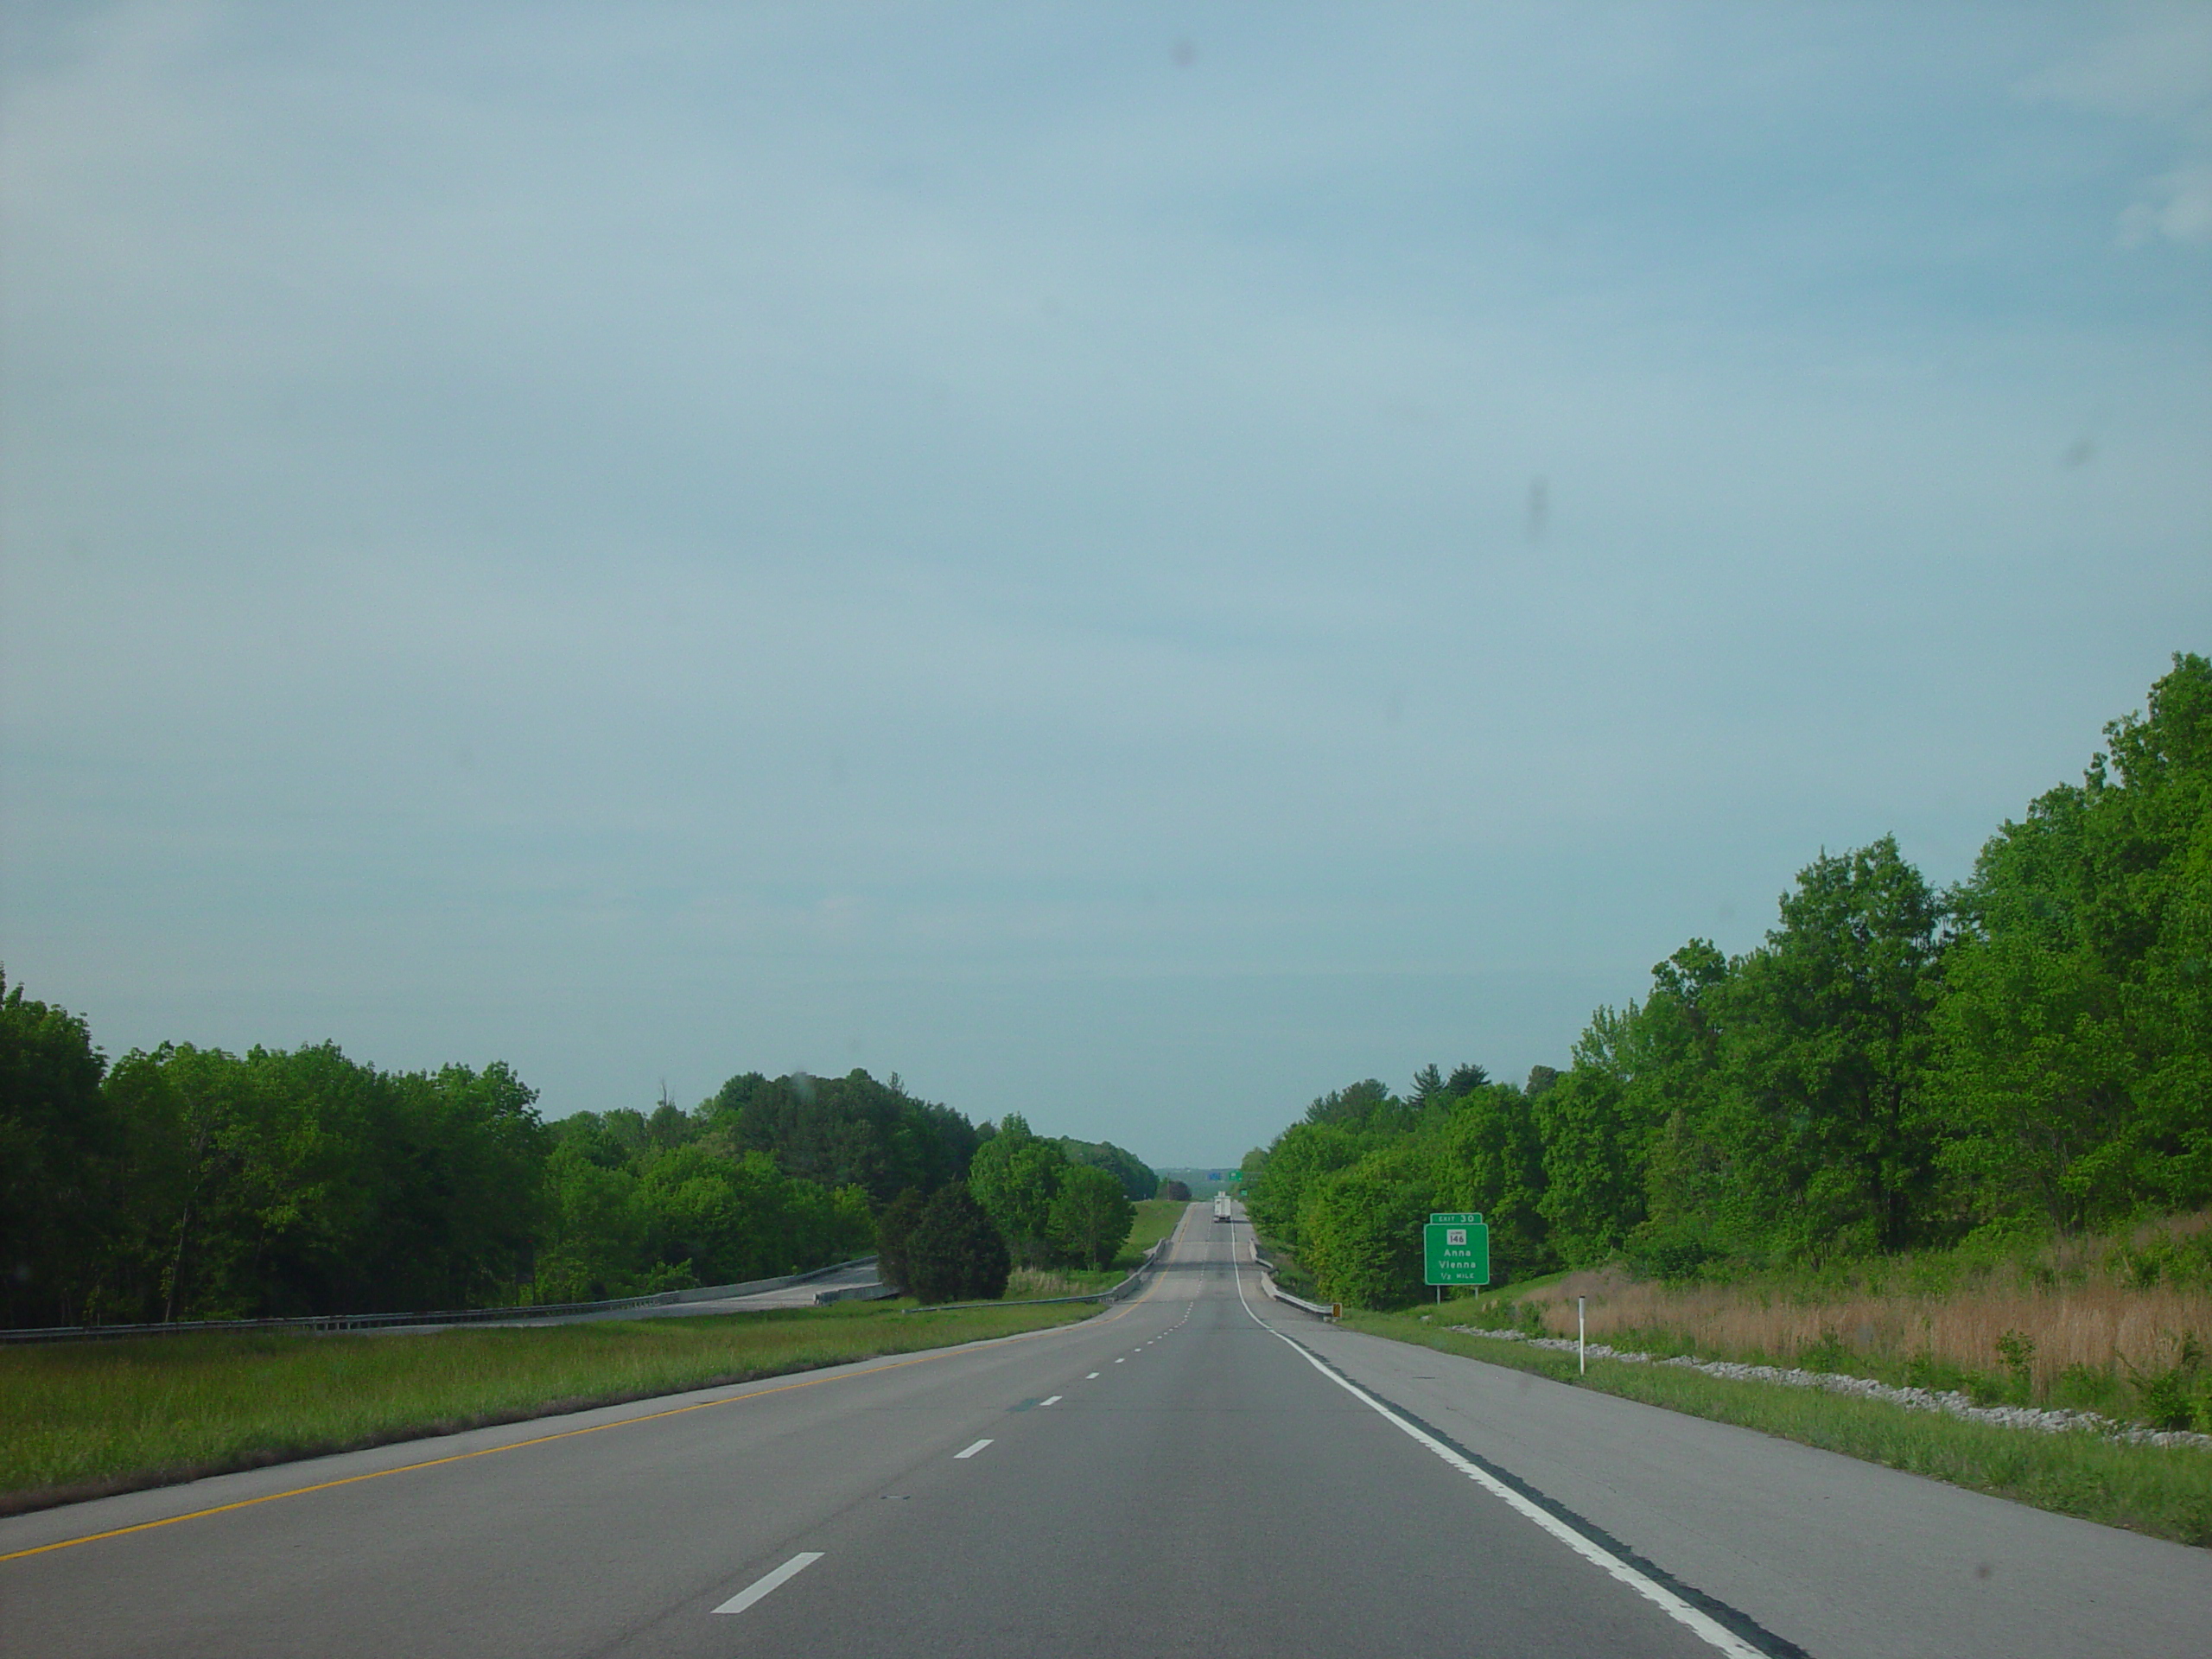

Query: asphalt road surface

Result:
[5,1206,2209,1658]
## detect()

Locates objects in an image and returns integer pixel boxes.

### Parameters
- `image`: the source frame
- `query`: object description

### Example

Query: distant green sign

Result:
[1424,1218,1491,1287]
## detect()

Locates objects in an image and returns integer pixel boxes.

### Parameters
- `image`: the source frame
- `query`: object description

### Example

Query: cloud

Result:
[2018,3,2212,248]
[2120,160,2212,245]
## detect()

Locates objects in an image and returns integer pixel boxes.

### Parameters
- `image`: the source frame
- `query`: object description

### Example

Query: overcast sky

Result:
[3,2,2207,1165]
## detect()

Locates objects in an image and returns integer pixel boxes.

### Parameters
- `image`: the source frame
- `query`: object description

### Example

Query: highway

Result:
[4,1205,2209,1658]
[533,1259,893,1322]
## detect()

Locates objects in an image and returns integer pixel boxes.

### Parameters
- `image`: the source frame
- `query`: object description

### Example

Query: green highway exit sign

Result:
[1424,1214,1491,1287]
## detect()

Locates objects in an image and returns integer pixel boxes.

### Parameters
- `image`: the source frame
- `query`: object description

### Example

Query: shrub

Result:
[2128,1335,2207,1431]
[875,1188,926,1294]
[905,1184,1011,1304]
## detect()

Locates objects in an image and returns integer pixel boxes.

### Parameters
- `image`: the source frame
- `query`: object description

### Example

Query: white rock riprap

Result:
[1440,1325,2212,1451]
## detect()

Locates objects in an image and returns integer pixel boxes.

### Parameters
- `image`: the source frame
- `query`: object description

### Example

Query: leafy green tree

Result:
[1532,1016,1643,1268]
[535,1144,648,1301]
[599,1108,655,1160]
[905,1183,1010,1303]
[1157,1178,1192,1201]
[1298,1147,1435,1308]
[1049,1165,1135,1268]
[1570,944,1730,1268]
[1302,1079,1405,1134]
[547,1110,636,1169]
[1433,1084,1549,1277]
[1933,653,2212,1231]
[1242,1122,1364,1248]
[1053,1136,1156,1201]
[967,1114,1068,1267]
[0,975,115,1326]
[104,1043,380,1319]
[373,1061,550,1308]
[1713,838,1948,1255]
[645,1096,696,1151]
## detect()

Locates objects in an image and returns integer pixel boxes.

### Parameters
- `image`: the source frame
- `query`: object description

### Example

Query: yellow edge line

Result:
[4,1274,1166,1566]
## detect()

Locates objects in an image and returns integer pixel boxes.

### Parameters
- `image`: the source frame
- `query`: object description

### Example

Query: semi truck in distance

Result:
[1212,1192,1234,1223]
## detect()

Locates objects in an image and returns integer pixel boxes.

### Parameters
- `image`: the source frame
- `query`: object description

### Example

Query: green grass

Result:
[0,1299,1095,1514]
[1120,1198,1187,1267]
[1346,1310,2212,1548]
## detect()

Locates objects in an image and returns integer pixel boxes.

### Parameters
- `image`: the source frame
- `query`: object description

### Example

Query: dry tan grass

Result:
[1003,1268,1099,1300]
[1513,1272,2209,1389]
[1499,1216,2212,1393]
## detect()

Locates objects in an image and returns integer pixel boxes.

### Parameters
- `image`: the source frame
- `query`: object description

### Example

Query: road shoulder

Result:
[1270,1313,2212,1659]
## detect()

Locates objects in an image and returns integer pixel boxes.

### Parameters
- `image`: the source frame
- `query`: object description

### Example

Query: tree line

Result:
[1243,653,2212,1308]
[0,999,1157,1325]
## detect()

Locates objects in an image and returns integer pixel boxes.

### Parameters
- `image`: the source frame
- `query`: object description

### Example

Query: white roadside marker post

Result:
[1578,1296,1586,1375]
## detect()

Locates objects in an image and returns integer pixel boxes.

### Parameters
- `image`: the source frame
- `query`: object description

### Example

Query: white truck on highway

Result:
[1212,1192,1234,1222]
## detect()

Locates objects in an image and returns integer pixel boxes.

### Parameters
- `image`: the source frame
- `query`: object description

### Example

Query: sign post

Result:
[1422,1212,1491,1300]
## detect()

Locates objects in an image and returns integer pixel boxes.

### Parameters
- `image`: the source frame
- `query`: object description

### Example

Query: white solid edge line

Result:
[1228,1258,1765,1659]
[955,1438,994,1459]
[712,1551,823,1615]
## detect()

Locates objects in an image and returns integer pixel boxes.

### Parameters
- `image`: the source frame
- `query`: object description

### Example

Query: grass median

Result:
[1345,1310,2212,1548]
[1122,1198,1187,1260]
[2,1298,1096,1516]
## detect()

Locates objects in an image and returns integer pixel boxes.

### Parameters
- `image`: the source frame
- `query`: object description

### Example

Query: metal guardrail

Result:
[1249,1235,1338,1319]
[901,1233,1173,1314]
[0,1256,880,1345]
[1262,1276,1340,1320]
[812,1281,900,1306]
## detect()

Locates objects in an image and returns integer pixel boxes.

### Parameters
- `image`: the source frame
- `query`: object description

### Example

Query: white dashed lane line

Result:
[713,1553,823,1616]
[1039,1395,1062,1407]
[954,1439,994,1460]
[1085,1372,1100,1379]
